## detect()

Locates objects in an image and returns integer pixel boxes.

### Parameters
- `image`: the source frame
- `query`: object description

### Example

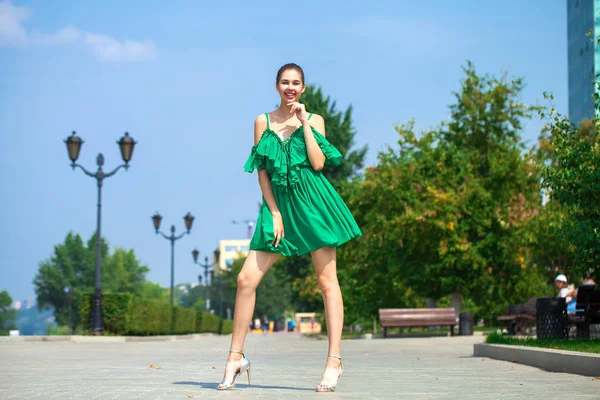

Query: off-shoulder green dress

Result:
[243,113,362,256]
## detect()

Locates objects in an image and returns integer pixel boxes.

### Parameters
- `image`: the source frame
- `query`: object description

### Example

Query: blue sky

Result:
[0,0,568,302]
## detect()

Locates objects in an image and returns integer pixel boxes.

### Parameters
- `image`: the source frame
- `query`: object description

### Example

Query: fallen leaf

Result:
[149,365,162,370]
[417,358,420,360]
[188,396,194,398]
[512,361,517,363]
[212,366,216,369]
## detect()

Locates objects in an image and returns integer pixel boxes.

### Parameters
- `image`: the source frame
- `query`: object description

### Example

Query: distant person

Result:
[554,274,577,312]
[216,63,362,392]
[262,315,269,333]
[253,317,261,330]
[287,318,296,332]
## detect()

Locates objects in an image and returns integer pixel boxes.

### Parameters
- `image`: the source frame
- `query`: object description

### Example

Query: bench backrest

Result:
[379,308,457,327]
[576,285,600,319]
[523,297,537,315]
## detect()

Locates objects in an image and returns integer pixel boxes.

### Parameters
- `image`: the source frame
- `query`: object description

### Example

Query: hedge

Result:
[128,297,173,335]
[79,292,232,336]
[197,311,221,333]
[220,319,233,335]
[172,307,196,334]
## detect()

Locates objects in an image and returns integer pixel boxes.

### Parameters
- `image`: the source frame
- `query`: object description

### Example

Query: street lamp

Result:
[192,249,212,311]
[152,212,194,306]
[64,131,136,334]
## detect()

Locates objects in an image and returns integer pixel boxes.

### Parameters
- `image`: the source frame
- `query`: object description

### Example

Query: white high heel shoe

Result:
[315,354,344,392]
[217,350,251,390]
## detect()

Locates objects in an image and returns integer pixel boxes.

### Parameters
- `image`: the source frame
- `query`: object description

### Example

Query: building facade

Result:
[568,0,600,123]
[214,239,251,271]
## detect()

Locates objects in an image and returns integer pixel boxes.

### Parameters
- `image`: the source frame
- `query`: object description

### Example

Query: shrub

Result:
[220,319,233,335]
[172,307,196,334]
[78,292,132,335]
[197,311,221,333]
[129,297,172,335]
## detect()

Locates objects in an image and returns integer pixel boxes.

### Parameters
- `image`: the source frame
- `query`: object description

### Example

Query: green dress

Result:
[244,113,362,256]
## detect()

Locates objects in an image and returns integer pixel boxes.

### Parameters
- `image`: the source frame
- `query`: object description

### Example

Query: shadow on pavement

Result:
[173,381,314,391]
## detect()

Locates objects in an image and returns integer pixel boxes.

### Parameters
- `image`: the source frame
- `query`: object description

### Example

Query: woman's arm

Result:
[253,115,280,214]
[301,113,326,171]
[253,115,284,246]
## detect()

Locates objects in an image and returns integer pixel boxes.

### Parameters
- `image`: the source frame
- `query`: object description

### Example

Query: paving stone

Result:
[0,333,598,399]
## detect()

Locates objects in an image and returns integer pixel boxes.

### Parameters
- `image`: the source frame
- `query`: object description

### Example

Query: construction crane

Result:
[232,219,256,239]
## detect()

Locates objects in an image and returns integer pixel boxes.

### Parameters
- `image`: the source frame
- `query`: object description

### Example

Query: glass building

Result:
[568,0,600,124]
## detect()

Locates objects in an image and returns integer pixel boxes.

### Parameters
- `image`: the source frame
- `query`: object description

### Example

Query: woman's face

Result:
[276,69,305,104]
[554,280,565,289]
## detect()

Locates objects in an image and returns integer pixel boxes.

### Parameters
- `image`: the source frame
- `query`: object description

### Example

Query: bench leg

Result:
[450,325,455,336]
[383,327,387,339]
[576,322,590,339]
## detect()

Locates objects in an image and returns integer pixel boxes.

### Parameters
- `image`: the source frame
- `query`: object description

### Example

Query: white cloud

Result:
[85,33,157,62]
[0,1,158,62]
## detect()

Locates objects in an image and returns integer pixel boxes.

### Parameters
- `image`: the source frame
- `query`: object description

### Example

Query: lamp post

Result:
[64,131,136,334]
[192,249,212,311]
[152,212,194,306]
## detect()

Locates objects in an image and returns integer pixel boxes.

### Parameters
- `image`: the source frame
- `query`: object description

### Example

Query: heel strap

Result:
[327,354,342,360]
[229,349,245,356]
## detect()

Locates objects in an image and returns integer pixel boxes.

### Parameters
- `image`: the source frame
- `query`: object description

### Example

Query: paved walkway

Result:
[0,333,598,399]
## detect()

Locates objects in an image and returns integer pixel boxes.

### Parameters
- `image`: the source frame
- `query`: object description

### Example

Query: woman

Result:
[217,63,362,392]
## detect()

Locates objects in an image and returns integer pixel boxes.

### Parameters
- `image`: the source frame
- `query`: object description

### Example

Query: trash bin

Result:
[536,297,568,339]
[459,313,473,336]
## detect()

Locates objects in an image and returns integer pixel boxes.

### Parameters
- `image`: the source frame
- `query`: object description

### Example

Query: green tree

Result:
[139,281,170,304]
[301,85,368,188]
[33,232,149,328]
[0,291,17,335]
[540,98,600,278]
[338,63,547,324]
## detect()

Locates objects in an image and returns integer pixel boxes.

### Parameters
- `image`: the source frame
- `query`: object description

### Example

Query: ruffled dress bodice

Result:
[244,126,342,192]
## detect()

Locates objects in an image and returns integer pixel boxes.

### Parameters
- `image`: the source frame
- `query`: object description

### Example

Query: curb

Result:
[0,333,217,343]
[474,343,600,377]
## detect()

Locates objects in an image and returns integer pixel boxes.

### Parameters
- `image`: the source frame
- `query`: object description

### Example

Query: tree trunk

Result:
[450,291,462,321]
[426,298,438,331]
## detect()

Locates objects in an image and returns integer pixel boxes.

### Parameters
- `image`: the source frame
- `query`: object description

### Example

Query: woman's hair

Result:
[276,63,305,85]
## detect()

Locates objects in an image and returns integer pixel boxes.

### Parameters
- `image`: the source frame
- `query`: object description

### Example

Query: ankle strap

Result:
[327,354,342,360]
[229,349,245,356]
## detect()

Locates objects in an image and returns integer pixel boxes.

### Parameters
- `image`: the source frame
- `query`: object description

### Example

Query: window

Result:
[240,245,250,252]
[224,245,238,253]
[225,258,235,267]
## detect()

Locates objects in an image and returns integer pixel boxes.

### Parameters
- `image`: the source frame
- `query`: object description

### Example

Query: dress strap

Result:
[308,113,313,120]
[265,113,270,129]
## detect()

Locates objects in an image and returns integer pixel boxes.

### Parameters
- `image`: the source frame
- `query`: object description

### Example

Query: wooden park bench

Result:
[497,297,537,335]
[569,284,600,339]
[378,308,457,338]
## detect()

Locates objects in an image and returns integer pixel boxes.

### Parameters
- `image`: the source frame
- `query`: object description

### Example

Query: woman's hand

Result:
[272,211,284,248]
[288,101,309,123]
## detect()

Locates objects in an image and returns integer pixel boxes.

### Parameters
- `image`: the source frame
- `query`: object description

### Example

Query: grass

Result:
[485,332,600,354]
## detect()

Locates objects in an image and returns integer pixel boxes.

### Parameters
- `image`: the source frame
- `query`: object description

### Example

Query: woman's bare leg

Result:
[219,250,280,386]
[311,247,344,388]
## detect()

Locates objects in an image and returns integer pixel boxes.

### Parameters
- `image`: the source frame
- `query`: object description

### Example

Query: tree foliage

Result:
[539,95,600,278]
[0,291,17,335]
[33,232,149,327]
[338,63,548,323]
